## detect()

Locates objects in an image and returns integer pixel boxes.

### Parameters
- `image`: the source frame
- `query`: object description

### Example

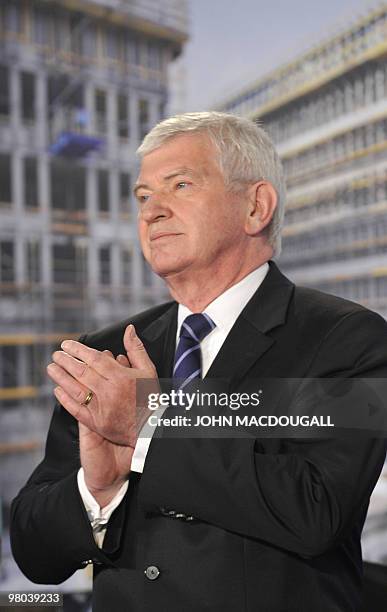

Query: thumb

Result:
[123,324,156,373]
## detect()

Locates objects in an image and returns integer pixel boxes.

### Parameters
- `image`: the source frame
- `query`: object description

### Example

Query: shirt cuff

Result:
[77,468,129,547]
[131,405,167,473]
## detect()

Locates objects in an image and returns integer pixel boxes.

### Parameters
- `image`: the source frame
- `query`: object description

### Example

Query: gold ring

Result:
[82,390,94,406]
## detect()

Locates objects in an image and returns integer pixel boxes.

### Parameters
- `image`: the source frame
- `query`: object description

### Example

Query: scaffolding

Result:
[218,3,387,322]
[0,1,187,591]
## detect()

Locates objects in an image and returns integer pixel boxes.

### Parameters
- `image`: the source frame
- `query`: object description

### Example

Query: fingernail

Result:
[129,324,136,337]
[54,386,62,395]
[61,340,71,350]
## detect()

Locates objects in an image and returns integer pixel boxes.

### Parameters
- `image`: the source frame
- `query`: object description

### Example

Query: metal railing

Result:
[219,6,387,119]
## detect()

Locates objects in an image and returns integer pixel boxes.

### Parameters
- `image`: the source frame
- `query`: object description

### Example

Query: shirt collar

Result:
[177,262,269,338]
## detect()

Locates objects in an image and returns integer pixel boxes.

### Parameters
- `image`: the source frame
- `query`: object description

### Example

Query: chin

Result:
[150,257,190,279]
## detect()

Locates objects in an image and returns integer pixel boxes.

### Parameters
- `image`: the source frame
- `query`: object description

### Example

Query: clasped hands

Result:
[46,324,158,506]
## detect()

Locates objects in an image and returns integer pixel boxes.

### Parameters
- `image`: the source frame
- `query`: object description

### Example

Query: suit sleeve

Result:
[10,336,119,584]
[138,309,387,558]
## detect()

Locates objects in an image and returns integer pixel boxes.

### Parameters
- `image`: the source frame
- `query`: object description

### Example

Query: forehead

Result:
[138,132,218,177]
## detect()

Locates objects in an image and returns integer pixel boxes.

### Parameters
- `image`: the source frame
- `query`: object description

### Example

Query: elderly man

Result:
[11,112,387,611]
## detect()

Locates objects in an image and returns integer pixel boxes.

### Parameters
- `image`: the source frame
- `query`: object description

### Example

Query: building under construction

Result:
[0,0,188,590]
[219,5,387,323]
[217,4,387,564]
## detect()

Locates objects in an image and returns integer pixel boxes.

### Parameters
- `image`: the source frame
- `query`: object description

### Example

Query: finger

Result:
[117,354,130,367]
[123,325,156,373]
[104,349,129,367]
[52,351,106,388]
[54,386,94,429]
[47,363,93,404]
[60,340,117,378]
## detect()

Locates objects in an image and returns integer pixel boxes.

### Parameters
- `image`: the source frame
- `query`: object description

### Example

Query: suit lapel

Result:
[206,261,294,384]
[140,301,178,378]
[138,262,294,384]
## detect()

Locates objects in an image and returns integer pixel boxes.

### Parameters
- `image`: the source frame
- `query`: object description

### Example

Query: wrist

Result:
[85,477,126,496]
[85,480,127,509]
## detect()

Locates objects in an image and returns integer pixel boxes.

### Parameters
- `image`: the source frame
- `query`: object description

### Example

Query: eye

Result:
[138,194,150,203]
[176,181,189,189]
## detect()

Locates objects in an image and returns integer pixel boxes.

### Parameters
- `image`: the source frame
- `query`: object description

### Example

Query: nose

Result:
[138,193,171,224]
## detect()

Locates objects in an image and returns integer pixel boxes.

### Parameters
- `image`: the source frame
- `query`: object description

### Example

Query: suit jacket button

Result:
[93,558,102,565]
[145,565,160,580]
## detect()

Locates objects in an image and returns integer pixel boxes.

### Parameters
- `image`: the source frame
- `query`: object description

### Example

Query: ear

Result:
[244,181,277,237]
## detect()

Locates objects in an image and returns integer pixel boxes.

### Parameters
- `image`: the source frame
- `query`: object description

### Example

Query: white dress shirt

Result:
[78,262,269,545]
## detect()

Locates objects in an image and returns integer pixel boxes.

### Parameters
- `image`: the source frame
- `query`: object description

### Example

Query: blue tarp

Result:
[49,132,104,157]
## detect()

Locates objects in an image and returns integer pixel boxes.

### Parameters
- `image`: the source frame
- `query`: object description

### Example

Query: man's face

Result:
[135,133,247,280]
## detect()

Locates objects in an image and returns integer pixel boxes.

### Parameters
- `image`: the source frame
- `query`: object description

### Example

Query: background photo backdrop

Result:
[1,1,386,609]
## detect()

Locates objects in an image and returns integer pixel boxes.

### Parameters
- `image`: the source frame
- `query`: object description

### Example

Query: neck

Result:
[164,249,272,312]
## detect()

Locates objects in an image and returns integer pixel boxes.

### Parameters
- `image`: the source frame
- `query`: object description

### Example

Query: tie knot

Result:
[180,313,215,343]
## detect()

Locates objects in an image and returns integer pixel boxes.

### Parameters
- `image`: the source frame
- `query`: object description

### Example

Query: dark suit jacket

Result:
[10,262,387,612]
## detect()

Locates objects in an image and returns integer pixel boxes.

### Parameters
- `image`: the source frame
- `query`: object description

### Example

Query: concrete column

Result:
[36,71,47,148]
[10,66,21,136]
[41,234,51,288]
[107,87,117,156]
[110,167,121,304]
[12,152,23,218]
[14,227,24,285]
[39,154,50,217]
[110,167,119,221]
[129,92,139,151]
[38,152,51,322]
[111,240,120,288]
[87,165,98,290]
[87,164,97,221]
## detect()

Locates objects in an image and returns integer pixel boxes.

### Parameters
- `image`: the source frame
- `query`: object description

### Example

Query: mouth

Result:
[150,232,182,242]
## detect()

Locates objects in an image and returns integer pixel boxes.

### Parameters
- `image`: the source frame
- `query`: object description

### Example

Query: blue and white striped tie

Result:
[173,313,216,391]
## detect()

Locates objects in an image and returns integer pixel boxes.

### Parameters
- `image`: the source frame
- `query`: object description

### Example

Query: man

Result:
[10,112,387,611]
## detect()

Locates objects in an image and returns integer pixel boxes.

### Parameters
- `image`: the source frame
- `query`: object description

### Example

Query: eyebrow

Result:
[133,167,196,196]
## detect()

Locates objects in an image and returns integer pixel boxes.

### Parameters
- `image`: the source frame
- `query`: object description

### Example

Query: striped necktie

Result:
[173,313,216,391]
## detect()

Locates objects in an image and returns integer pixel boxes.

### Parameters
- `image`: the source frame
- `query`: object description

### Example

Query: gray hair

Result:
[137,111,286,256]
